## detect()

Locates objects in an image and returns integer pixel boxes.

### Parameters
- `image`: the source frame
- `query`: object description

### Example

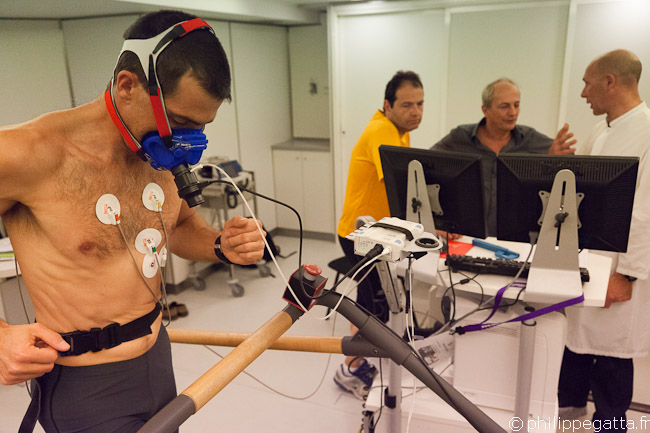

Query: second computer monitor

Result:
[496,153,639,252]
[379,145,486,239]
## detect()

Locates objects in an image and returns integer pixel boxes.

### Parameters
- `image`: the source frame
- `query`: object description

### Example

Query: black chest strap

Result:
[59,303,162,357]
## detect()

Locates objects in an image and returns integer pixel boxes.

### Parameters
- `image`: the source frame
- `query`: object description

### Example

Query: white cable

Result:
[319,251,386,321]
[405,258,415,343]
[201,294,342,401]
[193,163,390,318]
[193,163,311,310]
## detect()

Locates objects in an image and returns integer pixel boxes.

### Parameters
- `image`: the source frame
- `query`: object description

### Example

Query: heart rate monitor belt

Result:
[59,303,162,357]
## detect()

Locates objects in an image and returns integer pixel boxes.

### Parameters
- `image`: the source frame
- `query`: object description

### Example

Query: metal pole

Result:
[513,308,537,432]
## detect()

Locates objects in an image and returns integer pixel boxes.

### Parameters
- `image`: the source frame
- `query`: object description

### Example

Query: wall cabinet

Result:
[272,147,334,234]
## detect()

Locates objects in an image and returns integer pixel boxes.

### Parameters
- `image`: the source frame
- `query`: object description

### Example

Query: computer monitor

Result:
[379,146,486,238]
[496,154,639,252]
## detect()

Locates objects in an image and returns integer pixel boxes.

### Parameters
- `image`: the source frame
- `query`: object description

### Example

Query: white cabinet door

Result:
[301,152,334,233]
[273,149,335,234]
[272,150,304,230]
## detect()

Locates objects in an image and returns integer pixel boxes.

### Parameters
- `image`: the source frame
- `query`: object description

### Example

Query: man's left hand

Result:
[220,216,266,265]
[548,123,577,155]
[603,273,634,308]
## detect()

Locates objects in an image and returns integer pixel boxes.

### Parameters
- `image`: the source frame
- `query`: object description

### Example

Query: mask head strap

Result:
[108,18,214,150]
[104,88,140,153]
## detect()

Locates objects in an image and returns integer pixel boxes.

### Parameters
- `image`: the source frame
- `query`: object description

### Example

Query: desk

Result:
[402,236,612,307]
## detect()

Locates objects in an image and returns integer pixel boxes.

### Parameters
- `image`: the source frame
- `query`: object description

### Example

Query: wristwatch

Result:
[214,236,234,265]
[622,274,637,282]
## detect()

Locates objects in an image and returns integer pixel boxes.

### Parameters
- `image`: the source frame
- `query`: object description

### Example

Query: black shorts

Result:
[33,326,177,433]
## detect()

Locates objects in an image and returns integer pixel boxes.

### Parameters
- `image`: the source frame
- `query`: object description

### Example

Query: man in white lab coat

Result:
[559,49,650,432]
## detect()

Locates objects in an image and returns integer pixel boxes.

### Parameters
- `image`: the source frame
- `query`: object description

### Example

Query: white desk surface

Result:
[406,236,611,308]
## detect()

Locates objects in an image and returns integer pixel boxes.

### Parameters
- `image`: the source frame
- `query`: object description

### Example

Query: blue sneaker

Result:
[333,359,377,400]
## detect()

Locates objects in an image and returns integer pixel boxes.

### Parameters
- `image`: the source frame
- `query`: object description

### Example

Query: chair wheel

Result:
[230,282,244,297]
[190,278,206,291]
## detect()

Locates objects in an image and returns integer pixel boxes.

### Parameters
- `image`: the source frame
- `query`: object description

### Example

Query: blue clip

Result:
[472,239,520,260]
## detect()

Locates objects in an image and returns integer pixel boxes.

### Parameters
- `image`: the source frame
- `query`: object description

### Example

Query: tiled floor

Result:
[1,235,650,432]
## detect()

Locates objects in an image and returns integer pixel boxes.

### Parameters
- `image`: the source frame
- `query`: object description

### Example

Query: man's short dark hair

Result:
[384,71,423,107]
[115,10,231,101]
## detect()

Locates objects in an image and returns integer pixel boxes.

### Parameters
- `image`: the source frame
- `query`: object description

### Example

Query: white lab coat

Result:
[566,102,650,358]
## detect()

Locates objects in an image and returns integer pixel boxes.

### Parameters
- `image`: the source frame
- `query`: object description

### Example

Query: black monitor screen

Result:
[496,154,639,252]
[379,146,486,239]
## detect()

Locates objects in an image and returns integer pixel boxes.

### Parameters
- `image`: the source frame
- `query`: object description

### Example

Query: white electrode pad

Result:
[95,194,121,225]
[135,228,163,255]
[142,183,165,211]
[158,246,168,267]
[142,254,158,278]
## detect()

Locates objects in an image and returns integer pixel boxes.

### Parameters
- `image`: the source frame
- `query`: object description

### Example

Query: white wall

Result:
[0,20,72,126]
[288,23,330,139]
[62,15,137,106]
[563,0,650,142]
[446,2,568,138]
[202,20,240,162]
[230,23,292,229]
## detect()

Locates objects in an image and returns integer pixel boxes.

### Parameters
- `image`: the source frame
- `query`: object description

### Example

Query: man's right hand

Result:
[0,322,70,385]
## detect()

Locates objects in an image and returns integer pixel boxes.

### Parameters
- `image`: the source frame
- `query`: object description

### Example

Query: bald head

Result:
[582,49,643,122]
[589,49,642,89]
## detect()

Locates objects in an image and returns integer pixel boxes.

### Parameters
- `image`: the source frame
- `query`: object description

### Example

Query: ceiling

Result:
[0,0,543,25]
[0,0,365,25]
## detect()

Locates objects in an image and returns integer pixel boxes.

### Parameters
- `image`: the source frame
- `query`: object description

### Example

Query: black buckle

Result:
[60,323,121,356]
[100,322,121,351]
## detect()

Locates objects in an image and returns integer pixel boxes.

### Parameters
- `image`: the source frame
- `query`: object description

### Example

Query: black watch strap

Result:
[214,235,234,265]
[623,274,637,282]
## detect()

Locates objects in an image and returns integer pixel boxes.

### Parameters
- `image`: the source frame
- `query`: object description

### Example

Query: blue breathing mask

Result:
[141,128,208,171]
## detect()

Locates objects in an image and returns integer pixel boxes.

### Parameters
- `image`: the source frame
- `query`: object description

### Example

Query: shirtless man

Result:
[0,10,265,432]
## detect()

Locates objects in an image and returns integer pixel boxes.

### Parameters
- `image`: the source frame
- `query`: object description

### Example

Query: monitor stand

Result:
[405,160,437,234]
[526,169,583,304]
[366,160,441,433]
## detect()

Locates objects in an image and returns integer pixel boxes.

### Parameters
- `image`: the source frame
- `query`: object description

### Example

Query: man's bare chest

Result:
[10,156,183,260]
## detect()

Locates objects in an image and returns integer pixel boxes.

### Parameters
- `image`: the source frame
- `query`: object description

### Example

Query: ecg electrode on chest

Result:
[95,194,121,225]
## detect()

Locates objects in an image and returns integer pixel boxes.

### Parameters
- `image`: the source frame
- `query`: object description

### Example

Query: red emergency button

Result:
[304,264,322,281]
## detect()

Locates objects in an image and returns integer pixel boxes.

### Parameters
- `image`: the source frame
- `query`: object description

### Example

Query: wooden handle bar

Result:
[181,311,295,411]
[168,328,343,354]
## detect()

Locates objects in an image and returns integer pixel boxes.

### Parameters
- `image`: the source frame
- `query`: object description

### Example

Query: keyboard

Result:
[445,254,590,283]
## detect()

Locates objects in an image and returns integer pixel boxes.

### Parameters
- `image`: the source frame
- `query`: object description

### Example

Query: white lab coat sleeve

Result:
[617,150,650,279]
